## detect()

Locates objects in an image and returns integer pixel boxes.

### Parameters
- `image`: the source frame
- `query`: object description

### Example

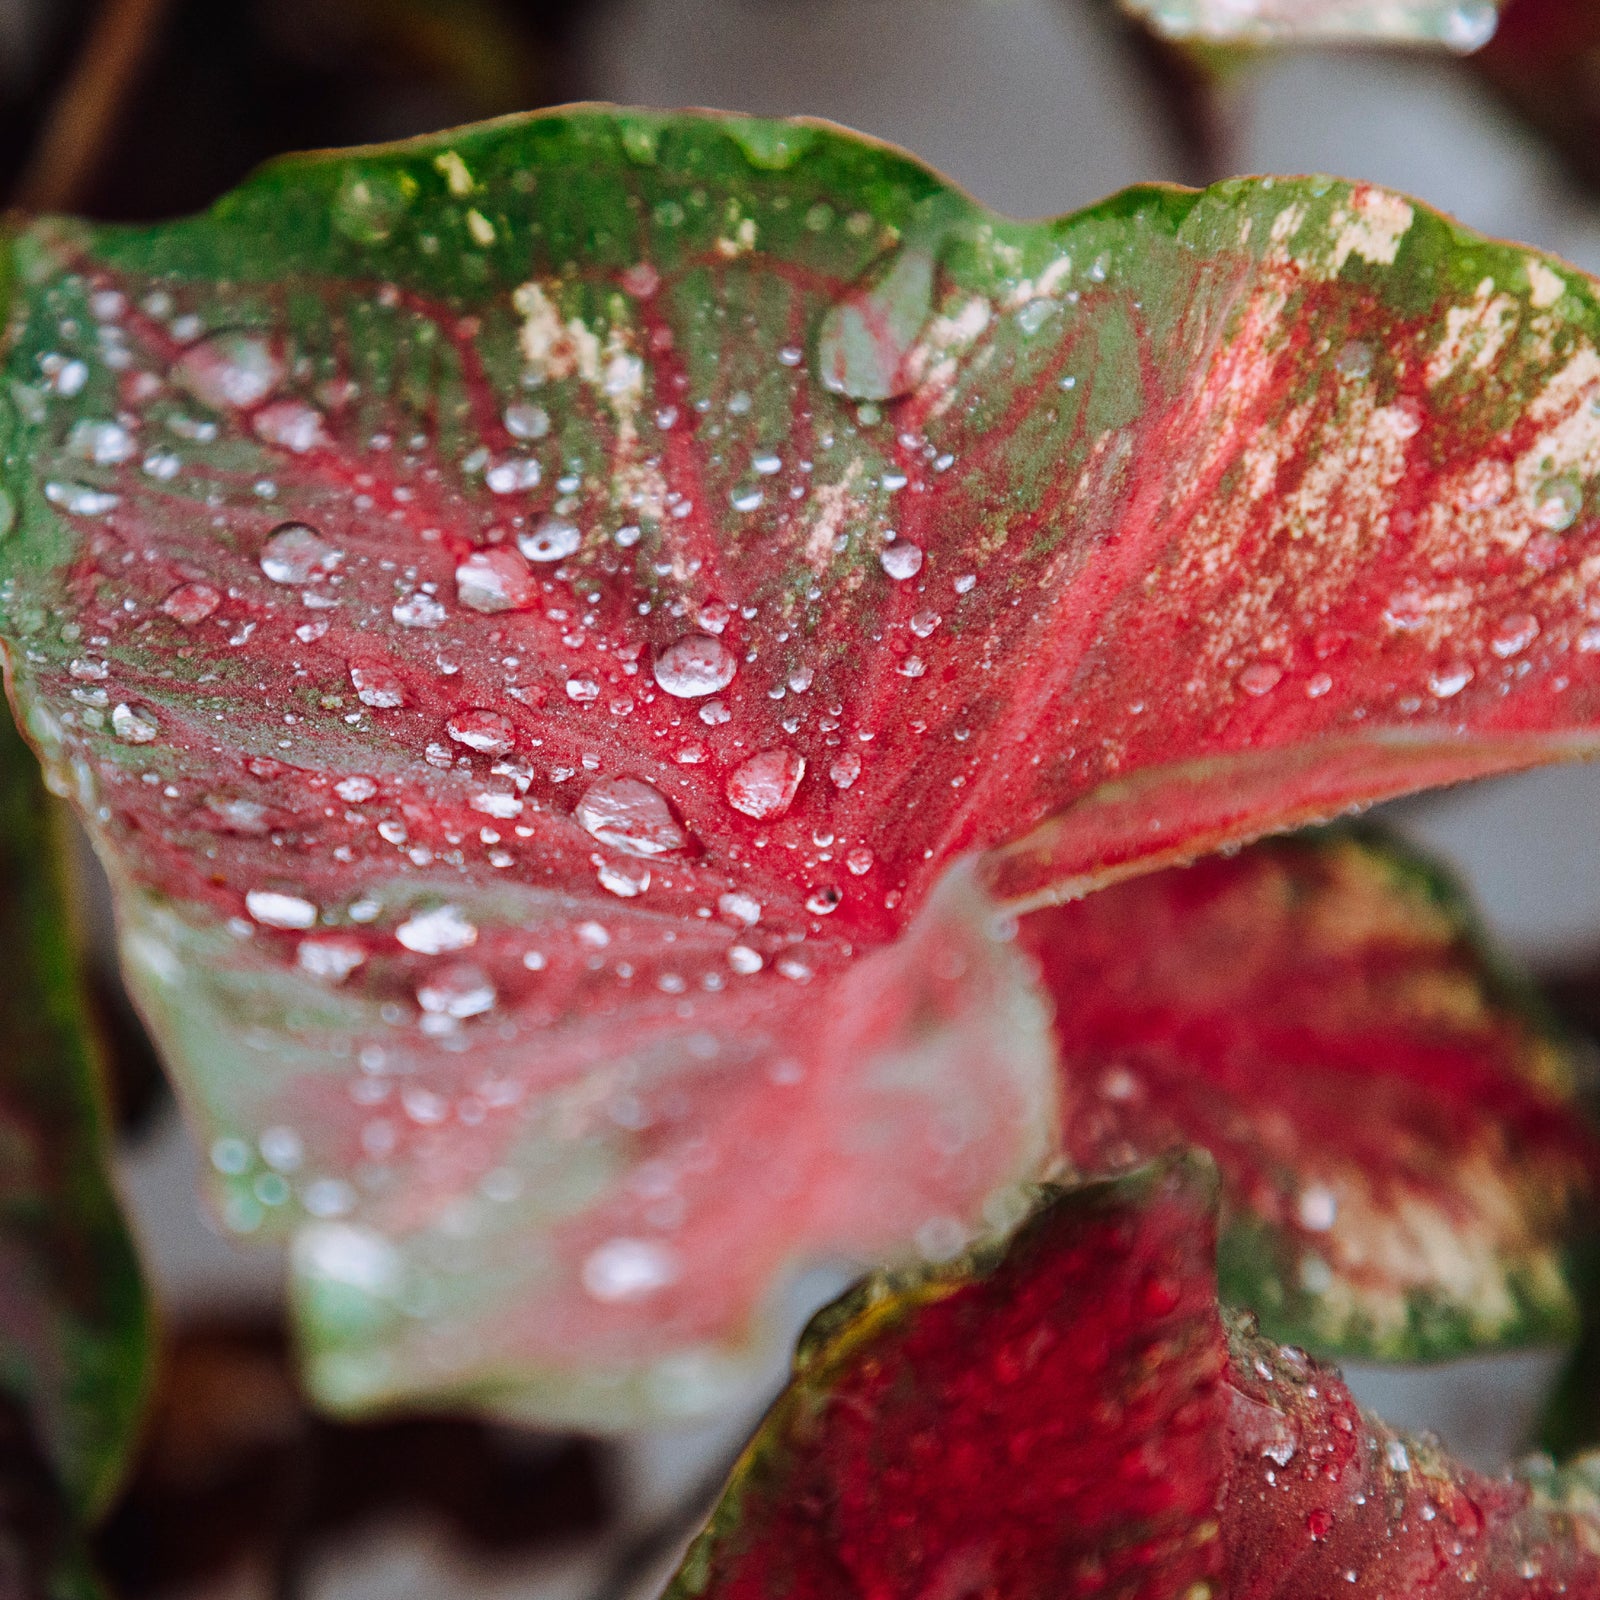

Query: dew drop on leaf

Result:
[174,330,283,410]
[395,905,477,954]
[597,858,651,898]
[503,401,549,440]
[575,776,687,857]
[245,890,319,930]
[297,936,366,981]
[349,663,405,709]
[517,517,579,562]
[446,709,516,755]
[260,522,340,584]
[253,400,327,454]
[654,634,738,698]
[1533,475,1583,532]
[392,592,447,629]
[161,582,221,624]
[880,540,924,580]
[417,963,496,1018]
[581,1238,678,1302]
[1490,612,1540,658]
[456,546,536,612]
[726,747,805,819]
[111,702,158,743]
[829,750,862,789]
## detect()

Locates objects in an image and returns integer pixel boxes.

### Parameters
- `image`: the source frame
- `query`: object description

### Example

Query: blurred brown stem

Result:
[12,0,173,214]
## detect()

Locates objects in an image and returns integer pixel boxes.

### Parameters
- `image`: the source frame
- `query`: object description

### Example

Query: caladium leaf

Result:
[0,703,149,1518]
[1118,0,1501,48]
[666,1153,1600,1600]
[1026,827,1600,1361]
[11,111,1600,1421]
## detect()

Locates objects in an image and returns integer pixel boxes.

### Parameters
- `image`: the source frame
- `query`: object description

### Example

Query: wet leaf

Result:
[666,1154,1600,1600]
[0,705,150,1517]
[1026,827,1600,1362]
[9,110,1600,1420]
[1119,0,1501,48]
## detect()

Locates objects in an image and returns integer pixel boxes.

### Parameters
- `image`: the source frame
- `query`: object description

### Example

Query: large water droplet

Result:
[576,776,687,856]
[392,592,447,629]
[396,904,478,954]
[261,522,340,584]
[162,583,221,625]
[174,330,283,410]
[456,547,536,612]
[816,247,936,402]
[726,748,805,820]
[111,703,158,743]
[446,709,515,755]
[597,858,651,898]
[654,634,737,698]
[517,517,581,563]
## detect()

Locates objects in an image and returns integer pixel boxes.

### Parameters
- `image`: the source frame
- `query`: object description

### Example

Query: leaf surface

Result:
[0,705,149,1516]
[1025,828,1600,1361]
[667,1154,1600,1600]
[1117,0,1501,47]
[9,110,1600,1417]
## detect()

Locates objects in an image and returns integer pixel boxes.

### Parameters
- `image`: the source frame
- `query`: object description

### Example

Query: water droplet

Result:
[726,748,805,820]
[246,889,318,930]
[504,400,550,440]
[1428,664,1473,698]
[1490,612,1539,658]
[1335,340,1374,379]
[111,702,158,743]
[417,962,496,1018]
[725,119,818,170]
[456,547,536,612]
[727,944,762,974]
[260,522,340,584]
[598,858,651,897]
[910,609,942,638]
[576,776,687,857]
[816,247,936,402]
[253,399,327,454]
[730,485,764,513]
[1385,1439,1410,1473]
[349,663,405,709]
[174,330,282,410]
[1532,475,1583,532]
[582,1238,679,1301]
[162,583,221,625]
[846,846,873,874]
[333,167,416,244]
[1297,1184,1338,1232]
[517,517,581,562]
[880,541,924,581]
[447,709,515,755]
[1306,1509,1334,1542]
[45,481,119,516]
[805,886,842,915]
[396,904,477,954]
[485,456,541,495]
[718,891,761,925]
[1239,662,1282,697]
[1443,0,1497,51]
[654,634,738,698]
[566,677,600,703]
[829,750,861,789]
[393,592,447,629]
[297,936,366,981]
[67,418,135,465]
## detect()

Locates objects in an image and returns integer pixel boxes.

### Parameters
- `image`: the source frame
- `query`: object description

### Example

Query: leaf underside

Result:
[667,1154,1600,1600]
[8,108,1600,1420]
[1025,827,1600,1362]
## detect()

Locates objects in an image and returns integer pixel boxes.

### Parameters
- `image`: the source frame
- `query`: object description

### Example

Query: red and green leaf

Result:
[1117,0,1501,47]
[1027,827,1600,1361]
[8,109,1600,1419]
[667,1153,1600,1600]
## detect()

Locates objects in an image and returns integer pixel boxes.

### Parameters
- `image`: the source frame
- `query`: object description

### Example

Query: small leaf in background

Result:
[1027,828,1600,1361]
[667,1154,1600,1600]
[1120,0,1501,48]
[0,703,150,1591]
[12,110,1600,1421]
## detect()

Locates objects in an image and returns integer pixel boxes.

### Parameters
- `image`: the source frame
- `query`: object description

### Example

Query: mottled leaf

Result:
[1026,828,1600,1361]
[0,705,149,1515]
[667,1154,1600,1600]
[1119,0,1501,47]
[10,111,1600,1421]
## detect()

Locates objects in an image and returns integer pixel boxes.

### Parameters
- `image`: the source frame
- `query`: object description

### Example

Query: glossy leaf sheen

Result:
[0,707,148,1516]
[1026,828,1600,1360]
[667,1156,1600,1600]
[9,110,1600,1417]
